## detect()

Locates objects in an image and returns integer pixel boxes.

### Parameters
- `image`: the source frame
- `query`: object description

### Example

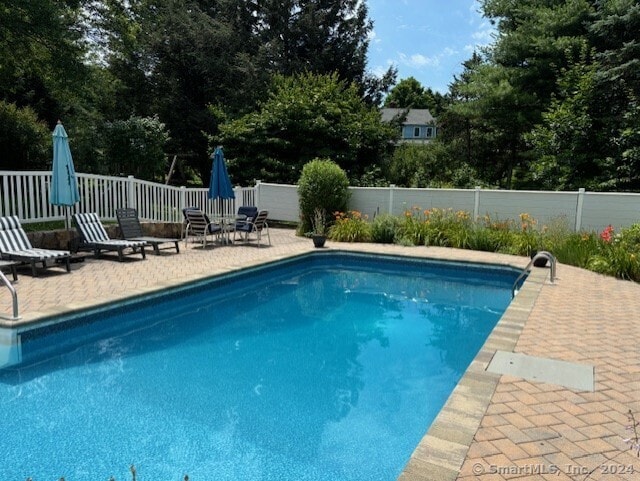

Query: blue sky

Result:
[365,0,495,94]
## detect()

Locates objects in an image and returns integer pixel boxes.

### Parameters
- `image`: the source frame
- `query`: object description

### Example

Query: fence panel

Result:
[134,179,181,222]
[257,183,299,222]
[477,190,578,229]
[349,188,391,219]
[392,188,476,215]
[0,172,63,222]
[581,192,640,232]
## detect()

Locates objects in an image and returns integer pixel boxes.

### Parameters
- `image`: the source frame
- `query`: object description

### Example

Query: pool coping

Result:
[1,249,525,332]
[397,263,548,481]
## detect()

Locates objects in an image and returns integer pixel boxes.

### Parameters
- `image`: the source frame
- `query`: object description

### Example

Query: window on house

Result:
[426,127,433,138]
[414,127,420,137]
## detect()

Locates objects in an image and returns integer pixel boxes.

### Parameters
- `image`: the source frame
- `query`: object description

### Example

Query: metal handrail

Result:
[512,251,556,297]
[0,269,20,320]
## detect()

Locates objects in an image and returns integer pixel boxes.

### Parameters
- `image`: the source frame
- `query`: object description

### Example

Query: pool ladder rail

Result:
[512,251,556,297]
[0,269,20,321]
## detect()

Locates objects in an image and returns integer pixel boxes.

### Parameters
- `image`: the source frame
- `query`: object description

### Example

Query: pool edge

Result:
[2,249,522,332]
[397,265,548,481]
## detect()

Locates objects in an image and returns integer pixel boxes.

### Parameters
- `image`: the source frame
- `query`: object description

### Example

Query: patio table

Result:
[213,215,246,244]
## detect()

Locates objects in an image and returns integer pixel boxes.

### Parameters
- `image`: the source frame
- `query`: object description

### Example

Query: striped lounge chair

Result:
[0,216,71,276]
[73,212,147,261]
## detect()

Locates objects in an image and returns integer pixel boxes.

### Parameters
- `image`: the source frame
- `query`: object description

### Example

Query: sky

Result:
[365,0,495,94]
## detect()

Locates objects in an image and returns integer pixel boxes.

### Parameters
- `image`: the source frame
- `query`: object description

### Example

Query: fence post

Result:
[389,184,395,214]
[179,186,186,218]
[255,180,262,208]
[127,175,135,210]
[474,186,481,221]
[575,187,585,232]
[233,186,240,212]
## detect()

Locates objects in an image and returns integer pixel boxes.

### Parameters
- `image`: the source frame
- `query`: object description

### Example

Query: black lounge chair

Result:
[234,209,271,246]
[0,215,71,276]
[116,208,180,255]
[73,212,147,261]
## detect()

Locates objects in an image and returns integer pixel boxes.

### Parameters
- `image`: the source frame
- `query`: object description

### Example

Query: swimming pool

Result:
[0,252,520,480]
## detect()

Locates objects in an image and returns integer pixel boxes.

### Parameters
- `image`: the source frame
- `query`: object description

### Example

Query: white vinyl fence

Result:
[0,171,255,224]
[2,172,639,233]
[255,183,640,233]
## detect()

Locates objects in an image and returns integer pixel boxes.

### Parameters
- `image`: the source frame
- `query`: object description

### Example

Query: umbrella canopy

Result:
[50,121,80,206]
[208,146,235,200]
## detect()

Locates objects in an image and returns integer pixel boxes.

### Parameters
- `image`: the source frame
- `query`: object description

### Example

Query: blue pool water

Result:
[0,252,518,481]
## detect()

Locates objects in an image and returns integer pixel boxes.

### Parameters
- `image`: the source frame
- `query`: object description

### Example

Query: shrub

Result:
[588,244,640,281]
[618,223,640,252]
[396,207,429,245]
[297,158,350,234]
[396,207,473,247]
[544,232,598,268]
[371,214,400,243]
[329,211,372,242]
[467,227,509,252]
[587,224,640,281]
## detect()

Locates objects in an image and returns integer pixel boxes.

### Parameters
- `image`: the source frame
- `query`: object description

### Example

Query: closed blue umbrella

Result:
[208,146,235,201]
[50,121,80,230]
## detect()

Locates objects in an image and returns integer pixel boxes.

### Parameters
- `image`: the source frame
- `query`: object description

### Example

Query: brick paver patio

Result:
[1,228,638,480]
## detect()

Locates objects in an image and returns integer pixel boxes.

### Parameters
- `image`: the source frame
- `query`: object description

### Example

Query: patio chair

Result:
[0,215,71,276]
[234,206,259,230]
[233,209,271,247]
[183,209,223,248]
[116,208,180,255]
[73,212,147,261]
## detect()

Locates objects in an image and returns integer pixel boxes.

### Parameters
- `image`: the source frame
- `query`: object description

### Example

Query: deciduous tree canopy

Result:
[1,0,639,192]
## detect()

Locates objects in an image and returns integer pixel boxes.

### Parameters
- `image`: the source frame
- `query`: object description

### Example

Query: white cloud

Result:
[398,53,440,69]
[471,21,495,46]
[396,46,459,70]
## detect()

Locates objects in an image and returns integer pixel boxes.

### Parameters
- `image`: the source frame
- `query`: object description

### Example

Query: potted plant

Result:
[308,208,328,248]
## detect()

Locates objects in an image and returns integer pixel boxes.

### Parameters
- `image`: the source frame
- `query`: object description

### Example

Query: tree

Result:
[526,0,640,191]
[589,0,640,190]
[253,0,374,91]
[527,53,605,190]
[0,0,91,124]
[217,72,398,185]
[89,0,392,183]
[384,77,443,112]
[443,50,535,188]
[444,0,596,188]
[387,143,478,188]
[0,101,49,170]
[102,116,170,180]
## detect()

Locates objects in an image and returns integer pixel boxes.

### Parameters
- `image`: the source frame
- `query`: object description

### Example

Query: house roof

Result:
[381,108,436,125]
